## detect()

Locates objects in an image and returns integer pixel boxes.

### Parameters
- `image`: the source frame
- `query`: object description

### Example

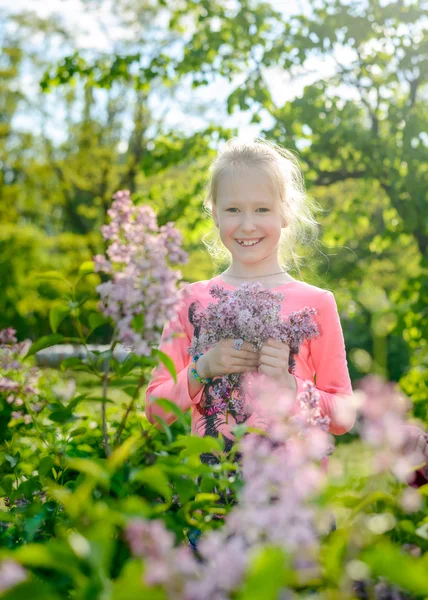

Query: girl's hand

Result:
[403,425,428,479]
[197,339,260,380]
[258,338,297,392]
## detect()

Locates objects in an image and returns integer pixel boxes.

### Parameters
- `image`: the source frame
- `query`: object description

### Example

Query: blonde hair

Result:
[201,137,323,277]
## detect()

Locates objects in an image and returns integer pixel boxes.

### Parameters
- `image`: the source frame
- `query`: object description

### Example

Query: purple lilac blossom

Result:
[125,382,331,599]
[188,282,319,417]
[189,283,319,359]
[355,375,427,483]
[0,560,27,593]
[94,190,188,356]
[0,329,43,415]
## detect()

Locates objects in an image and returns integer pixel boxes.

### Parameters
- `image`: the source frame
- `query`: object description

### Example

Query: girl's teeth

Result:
[238,239,261,246]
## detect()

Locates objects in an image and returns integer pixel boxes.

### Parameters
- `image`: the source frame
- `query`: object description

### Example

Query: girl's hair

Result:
[201,137,323,277]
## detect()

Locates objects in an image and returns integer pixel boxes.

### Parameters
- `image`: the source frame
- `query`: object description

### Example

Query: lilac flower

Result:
[355,375,427,483]
[188,283,319,418]
[0,560,27,593]
[189,283,319,360]
[0,328,17,345]
[125,519,198,595]
[94,190,189,356]
[126,383,331,599]
[0,377,21,393]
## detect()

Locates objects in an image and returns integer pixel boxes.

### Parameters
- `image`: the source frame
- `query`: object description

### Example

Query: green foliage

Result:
[0,255,427,598]
[1,2,428,594]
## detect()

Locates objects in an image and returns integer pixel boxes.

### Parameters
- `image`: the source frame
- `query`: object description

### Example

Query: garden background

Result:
[0,0,427,598]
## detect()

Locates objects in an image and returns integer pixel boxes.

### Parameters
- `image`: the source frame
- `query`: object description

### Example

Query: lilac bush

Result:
[94,190,188,356]
[125,381,333,599]
[123,373,428,599]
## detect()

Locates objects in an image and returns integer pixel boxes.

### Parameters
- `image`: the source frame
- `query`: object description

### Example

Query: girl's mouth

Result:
[236,238,264,247]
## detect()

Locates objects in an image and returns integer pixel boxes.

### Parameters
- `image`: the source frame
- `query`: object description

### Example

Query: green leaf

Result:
[78,260,95,277]
[31,270,70,284]
[111,559,166,600]
[24,334,65,358]
[48,409,76,423]
[78,396,115,404]
[152,398,190,431]
[66,458,110,487]
[67,393,90,410]
[0,474,14,496]
[153,349,177,383]
[0,511,15,522]
[153,415,173,443]
[60,358,95,373]
[170,435,223,457]
[1,579,60,600]
[123,386,139,398]
[362,540,428,596]
[237,546,290,600]
[88,312,109,331]
[108,435,139,472]
[12,540,83,584]
[38,456,55,478]
[131,313,144,331]
[131,466,172,502]
[4,453,19,468]
[320,528,350,585]
[117,353,141,377]
[69,427,87,438]
[49,304,71,333]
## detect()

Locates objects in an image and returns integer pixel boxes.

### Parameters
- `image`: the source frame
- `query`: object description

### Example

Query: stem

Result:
[101,366,111,457]
[114,373,145,448]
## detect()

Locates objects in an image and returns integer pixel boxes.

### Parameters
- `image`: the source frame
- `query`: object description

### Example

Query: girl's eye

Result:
[226,208,269,212]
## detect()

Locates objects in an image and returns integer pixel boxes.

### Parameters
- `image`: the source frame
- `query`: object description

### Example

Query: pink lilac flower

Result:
[188,283,319,417]
[94,190,189,356]
[0,377,21,393]
[0,328,17,345]
[0,560,27,593]
[125,519,198,596]
[355,375,427,483]
[126,383,331,599]
[189,283,319,361]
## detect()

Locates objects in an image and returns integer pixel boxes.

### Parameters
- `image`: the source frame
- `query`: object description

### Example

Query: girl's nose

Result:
[241,215,257,231]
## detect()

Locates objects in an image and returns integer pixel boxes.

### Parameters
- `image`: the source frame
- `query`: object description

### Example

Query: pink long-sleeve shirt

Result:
[145,275,356,451]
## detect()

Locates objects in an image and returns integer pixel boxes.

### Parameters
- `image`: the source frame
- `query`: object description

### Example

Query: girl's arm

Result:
[291,290,356,435]
[145,298,204,426]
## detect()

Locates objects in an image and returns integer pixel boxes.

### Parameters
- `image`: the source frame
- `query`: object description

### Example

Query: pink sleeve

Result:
[292,290,356,435]
[145,297,204,426]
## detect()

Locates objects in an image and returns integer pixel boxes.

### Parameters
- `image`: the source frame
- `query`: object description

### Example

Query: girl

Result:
[145,138,427,480]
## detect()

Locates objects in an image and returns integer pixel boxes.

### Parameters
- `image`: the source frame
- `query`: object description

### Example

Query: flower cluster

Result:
[94,190,188,356]
[188,282,319,419]
[0,560,27,594]
[126,380,332,599]
[0,328,43,425]
[189,283,319,363]
[355,375,428,485]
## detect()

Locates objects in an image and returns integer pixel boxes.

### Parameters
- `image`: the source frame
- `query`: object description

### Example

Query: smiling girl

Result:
[145,138,357,445]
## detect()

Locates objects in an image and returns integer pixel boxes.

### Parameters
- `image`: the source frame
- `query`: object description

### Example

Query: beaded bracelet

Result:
[190,353,212,385]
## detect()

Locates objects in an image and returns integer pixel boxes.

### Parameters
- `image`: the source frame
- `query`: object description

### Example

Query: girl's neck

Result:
[222,262,285,280]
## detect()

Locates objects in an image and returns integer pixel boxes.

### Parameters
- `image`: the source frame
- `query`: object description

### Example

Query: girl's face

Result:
[212,167,286,271]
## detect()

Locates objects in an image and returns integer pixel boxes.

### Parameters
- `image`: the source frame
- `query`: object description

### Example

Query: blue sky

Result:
[2,0,345,146]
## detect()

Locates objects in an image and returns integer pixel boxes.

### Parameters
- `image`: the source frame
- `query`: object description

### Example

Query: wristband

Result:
[190,353,212,385]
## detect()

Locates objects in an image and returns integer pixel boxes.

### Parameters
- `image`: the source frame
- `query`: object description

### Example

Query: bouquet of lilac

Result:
[188,282,320,420]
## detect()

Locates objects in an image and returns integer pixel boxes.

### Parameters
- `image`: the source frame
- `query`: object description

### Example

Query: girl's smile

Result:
[236,237,265,246]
